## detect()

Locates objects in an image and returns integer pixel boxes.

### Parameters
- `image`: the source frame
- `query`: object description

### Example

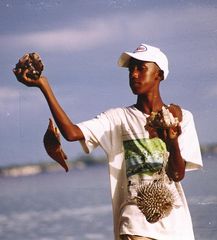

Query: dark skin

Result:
[13,57,185,181]
[128,58,185,181]
[13,68,84,142]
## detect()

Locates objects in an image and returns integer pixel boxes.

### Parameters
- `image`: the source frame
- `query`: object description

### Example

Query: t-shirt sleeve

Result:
[76,109,121,155]
[178,110,203,171]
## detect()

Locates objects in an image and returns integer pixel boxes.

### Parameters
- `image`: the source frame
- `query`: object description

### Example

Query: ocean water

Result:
[0,155,216,240]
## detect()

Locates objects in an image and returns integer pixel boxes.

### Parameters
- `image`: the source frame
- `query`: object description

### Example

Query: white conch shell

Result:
[162,106,179,127]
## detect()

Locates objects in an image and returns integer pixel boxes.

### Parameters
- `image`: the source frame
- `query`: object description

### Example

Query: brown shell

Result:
[14,52,44,80]
[43,118,68,172]
[168,104,182,122]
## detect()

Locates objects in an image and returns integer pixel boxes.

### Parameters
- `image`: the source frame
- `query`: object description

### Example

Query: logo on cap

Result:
[134,44,147,53]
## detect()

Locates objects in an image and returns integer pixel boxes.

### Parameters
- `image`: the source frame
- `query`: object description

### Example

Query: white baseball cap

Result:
[118,43,169,80]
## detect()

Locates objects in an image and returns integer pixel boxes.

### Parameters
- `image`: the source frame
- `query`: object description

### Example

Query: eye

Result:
[128,63,147,72]
[128,65,135,72]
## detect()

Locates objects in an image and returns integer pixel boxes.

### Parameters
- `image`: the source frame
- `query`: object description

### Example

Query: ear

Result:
[159,70,164,81]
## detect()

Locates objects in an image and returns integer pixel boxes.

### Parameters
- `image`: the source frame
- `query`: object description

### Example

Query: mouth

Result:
[131,81,141,88]
[132,81,141,85]
[130,82,142,94]
[130,79,144,94]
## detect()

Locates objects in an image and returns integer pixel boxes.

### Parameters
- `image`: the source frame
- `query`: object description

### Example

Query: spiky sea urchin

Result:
[136,179,175,223]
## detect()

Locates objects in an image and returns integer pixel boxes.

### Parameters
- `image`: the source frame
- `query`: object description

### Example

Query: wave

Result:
[0,204,111,223]
[0,204,112,239]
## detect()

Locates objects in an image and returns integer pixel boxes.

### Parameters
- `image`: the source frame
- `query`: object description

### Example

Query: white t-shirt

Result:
[77,106,202,240]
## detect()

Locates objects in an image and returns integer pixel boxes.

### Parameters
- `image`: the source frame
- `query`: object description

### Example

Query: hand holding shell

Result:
[146,105,182,129]
[145,104,182,140]
[13,52,44,82]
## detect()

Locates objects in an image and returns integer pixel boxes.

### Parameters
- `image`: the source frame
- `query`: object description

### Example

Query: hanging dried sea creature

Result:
[136,178,175,223]
[43,118,69,172]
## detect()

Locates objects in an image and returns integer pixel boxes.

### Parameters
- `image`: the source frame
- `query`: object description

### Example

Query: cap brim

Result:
[118,52,155,68]
[118,52,132,67]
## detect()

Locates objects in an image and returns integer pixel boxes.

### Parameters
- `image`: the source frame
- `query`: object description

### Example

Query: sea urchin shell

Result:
[136,179,175,223]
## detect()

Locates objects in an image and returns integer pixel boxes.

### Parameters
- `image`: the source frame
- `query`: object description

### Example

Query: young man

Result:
[14,44,202,240]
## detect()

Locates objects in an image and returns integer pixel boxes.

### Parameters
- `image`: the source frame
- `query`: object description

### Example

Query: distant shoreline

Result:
[0,156,106,178]
[1,143,216,178]
[200,143,217,155]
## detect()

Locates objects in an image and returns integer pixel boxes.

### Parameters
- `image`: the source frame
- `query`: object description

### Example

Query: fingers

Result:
[13,53,29,79]
[13,68,38,86]
[168,128,178,139]
[156,125,182,141]
[13,66,25,82]
[22,69,32,82]
[167,125,182,140]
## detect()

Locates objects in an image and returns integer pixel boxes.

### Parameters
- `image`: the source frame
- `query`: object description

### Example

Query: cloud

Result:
[1,5,216,54]
[25,23,113,51]
[0,19,120,52]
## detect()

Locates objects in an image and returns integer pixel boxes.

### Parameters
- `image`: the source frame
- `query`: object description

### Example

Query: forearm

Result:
[166,138,185,182]
[13,54,84,142]
[39,78,84,141]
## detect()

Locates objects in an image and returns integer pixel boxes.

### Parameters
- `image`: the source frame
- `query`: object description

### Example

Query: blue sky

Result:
[0,0,217,167]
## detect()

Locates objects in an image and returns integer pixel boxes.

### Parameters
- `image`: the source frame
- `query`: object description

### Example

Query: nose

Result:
[131,66,139,79]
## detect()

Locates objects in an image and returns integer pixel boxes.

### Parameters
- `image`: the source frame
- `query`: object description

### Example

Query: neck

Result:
[135,92,164,115]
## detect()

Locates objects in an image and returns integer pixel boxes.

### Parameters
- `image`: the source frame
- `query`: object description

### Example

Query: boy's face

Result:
[128,58,161,95]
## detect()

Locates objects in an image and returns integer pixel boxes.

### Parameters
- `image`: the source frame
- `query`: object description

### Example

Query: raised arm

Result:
[13,67,84,142]
[39,76,84,141]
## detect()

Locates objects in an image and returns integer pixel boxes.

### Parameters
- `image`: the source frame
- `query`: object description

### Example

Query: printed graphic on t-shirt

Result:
[123,137,168,177]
